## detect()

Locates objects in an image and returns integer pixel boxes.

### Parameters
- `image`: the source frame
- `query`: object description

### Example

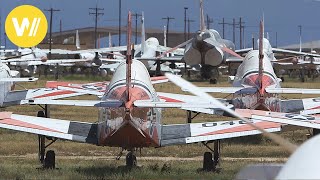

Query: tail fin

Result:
[199,0,206,31]
[126,11,132,104]
[76,30,80,50]
[141,12,146,55]
[108,32,112,47]
[163,25,167,47]
[258,20,264,94]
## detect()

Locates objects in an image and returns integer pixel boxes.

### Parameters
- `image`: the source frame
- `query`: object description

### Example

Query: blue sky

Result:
[1,0,320,48]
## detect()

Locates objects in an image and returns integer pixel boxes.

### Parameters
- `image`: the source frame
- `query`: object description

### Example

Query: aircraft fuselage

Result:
[232,50,281,111]
[97,60,162,149]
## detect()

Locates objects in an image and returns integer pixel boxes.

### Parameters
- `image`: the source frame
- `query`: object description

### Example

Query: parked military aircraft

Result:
[178,0,241,83]
[185,21,320,114]
[0,13,291,171]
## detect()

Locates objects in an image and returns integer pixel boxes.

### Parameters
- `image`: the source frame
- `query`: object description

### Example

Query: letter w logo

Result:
[12,18,41,37]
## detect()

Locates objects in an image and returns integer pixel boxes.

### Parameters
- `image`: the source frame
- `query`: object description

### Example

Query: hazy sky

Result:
[1,0,320,48]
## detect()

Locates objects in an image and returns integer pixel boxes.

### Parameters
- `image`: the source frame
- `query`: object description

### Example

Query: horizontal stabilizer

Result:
[182,87,244,94]
[21,99,123,107]
[1,77,38,82]
[134,100,233,109]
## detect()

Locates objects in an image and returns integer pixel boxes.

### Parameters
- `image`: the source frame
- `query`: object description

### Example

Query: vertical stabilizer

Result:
[126,11,132,104]
[258,20,264,95]
[76,30,80,50]
[199,0,206,31]
[141,12,146,55]
[108,32,112,47]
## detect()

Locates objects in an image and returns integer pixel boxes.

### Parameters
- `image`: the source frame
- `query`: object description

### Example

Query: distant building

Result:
[39,26,193,50]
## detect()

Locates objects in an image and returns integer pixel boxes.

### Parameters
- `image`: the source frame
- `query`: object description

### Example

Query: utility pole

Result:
[206,14,213,29]
[184,7,188,41]
[187,18,195,39]
[233,18,236,45]
[298,25,302,52]
[132,12,142,44]
[44,8,60,79]
[118,0,122,46]
[44,8,60,59]
[0,16,2,49]
[238,17,245,49]
[89,6,104,49]
[4,33,6,49]
[162,16,175,47]
[59,19,62,44]
[275,32,278,48]
[218,18,227,39]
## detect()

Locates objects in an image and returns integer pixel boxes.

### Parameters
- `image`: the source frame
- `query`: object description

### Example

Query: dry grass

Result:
[0,74,319,179]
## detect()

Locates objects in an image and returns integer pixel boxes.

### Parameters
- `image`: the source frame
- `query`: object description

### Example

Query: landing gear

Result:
[186,110,200,123]
[200,65,219,84]
[202,140,221,172]
[209,79,217,84]
[37,105,57,169]
[126,151,137,167]
[313,128,320,136]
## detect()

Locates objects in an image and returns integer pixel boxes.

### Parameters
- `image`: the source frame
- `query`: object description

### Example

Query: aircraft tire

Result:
[126,152,137,167]
[37,111,45,117]
[203,152,214,171]
[44,150,55,169]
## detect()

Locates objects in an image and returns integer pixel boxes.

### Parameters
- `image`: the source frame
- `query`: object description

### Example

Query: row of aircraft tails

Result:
[0,9,320,179]
[1,1,320,177]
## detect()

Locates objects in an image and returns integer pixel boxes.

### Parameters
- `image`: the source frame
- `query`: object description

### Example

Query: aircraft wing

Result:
[182,87,255,94]
[157,45,185,55]
[236,109,320,129]
[156,92,230,115]
[2,87,89,107]
[272,48,320,58]
[0,112,98,144]
[45,77,169,98]
[137,56,183,62]
[266,87,320,94]
[160,118,281,146]
[27,59,91,66]
[100,62,121,70]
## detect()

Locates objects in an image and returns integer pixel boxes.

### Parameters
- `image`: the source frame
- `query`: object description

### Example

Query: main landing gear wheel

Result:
[203,152,214,171]
[209,79,217,84]
[44,150,55,169]
[37,107,57,169]
[202,140,221,172]
[126,151,137,167]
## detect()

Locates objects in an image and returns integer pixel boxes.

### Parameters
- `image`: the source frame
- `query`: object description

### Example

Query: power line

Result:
[162,16,175,46]
[89,6,104,49]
